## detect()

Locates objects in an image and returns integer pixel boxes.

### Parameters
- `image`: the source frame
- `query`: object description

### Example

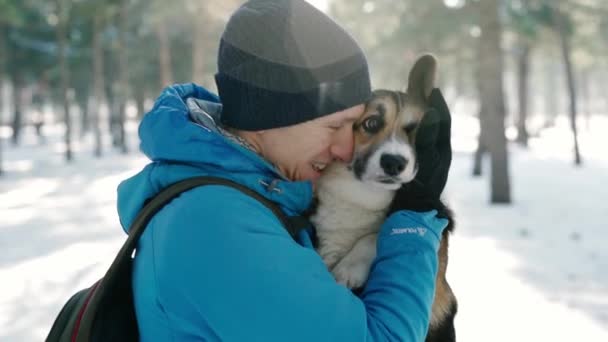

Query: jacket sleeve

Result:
[149,186,445,341]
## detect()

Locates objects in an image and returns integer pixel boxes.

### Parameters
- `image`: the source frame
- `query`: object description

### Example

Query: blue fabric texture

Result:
[117,83,448,341]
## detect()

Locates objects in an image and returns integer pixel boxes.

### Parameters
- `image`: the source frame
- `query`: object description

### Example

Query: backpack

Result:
[46,176,309,342]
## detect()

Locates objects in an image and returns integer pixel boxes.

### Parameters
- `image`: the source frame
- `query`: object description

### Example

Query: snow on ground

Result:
[1,111,607,341]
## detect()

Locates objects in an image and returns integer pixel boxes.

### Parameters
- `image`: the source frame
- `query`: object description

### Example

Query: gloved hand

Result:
[387,88,452,218]
[379,209,449,245]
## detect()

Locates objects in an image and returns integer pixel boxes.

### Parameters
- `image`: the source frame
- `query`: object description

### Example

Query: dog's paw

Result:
[332,258,371,289]
[331,233,377,289]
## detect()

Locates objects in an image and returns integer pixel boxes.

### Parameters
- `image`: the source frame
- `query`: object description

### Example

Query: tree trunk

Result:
[605,69,608,119]
[478,0,511,203]
[473,52,485,177]
[116,0,129,154]
[0,26,5,175]
[0,79,3,176]
[516,40,531,147]
[57,0,73,162]
[134,88,145,120]
[543,59,558,128]
[92,12,106,158]
[0,79,3,175]
[157,19,173,88]
[473,125,486,176]
[104,54,120,148]
[106,80,119,147]
[31,80,47,144]
[556,10,582,166]
[10,72,23,146]
[78,88,90,137]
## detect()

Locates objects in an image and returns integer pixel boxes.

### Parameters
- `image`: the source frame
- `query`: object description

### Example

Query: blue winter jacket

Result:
[117,83,447,341]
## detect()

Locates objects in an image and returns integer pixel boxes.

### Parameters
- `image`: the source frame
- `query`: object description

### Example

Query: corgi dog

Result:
[311,54,457,342]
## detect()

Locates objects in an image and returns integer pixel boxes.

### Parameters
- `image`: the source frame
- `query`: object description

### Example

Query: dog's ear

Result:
[406,54,437,105]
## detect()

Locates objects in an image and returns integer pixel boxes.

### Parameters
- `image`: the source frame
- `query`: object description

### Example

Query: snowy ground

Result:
[1,111,607,341]
[447,115,608,341]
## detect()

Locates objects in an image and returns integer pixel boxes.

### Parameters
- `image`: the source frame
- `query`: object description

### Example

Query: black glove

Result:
[387,88,452,217]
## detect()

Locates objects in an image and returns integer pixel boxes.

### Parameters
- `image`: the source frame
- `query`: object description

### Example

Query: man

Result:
[117,0,451,340]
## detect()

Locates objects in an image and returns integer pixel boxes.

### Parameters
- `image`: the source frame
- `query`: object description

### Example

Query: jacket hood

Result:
[116,83,313,232]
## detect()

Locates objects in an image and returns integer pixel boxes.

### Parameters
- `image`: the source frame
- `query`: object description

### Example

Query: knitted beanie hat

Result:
[215,0,371,130]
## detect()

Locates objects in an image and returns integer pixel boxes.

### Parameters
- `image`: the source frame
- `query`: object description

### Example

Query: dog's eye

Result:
[362,116,383,134]
[403,122,418,135]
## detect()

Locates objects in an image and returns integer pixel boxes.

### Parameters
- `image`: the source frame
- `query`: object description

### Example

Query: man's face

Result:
[258,104,365,183]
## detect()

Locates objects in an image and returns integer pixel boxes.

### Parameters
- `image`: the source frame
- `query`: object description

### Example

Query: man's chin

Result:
[310,173,323,184]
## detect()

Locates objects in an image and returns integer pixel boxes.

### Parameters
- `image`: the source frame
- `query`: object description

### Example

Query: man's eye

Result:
[362,116,383,133]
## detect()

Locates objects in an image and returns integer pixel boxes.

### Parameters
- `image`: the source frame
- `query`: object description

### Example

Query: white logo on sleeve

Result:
[390,227,427,237]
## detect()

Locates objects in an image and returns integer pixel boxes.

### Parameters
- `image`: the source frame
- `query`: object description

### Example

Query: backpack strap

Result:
[133,176,309,244]
[125,175,309,273]
[75,176,310,341]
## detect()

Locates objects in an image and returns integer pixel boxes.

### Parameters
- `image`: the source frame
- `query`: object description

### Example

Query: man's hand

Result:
[388,88,452,217]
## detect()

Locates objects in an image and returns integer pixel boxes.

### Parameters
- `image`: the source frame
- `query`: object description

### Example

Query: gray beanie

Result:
[215,0,372,131]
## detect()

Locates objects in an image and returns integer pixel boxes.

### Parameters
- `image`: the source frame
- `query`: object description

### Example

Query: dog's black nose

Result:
[380,154,407,176]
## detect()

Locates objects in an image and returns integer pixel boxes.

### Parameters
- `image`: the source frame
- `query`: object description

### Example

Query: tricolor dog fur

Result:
[311,54,457,342]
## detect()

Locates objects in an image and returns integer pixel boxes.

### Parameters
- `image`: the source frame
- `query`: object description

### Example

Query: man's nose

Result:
[331,126,355,163]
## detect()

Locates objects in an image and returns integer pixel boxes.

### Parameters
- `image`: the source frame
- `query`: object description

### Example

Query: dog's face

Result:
[350,54,437,190]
